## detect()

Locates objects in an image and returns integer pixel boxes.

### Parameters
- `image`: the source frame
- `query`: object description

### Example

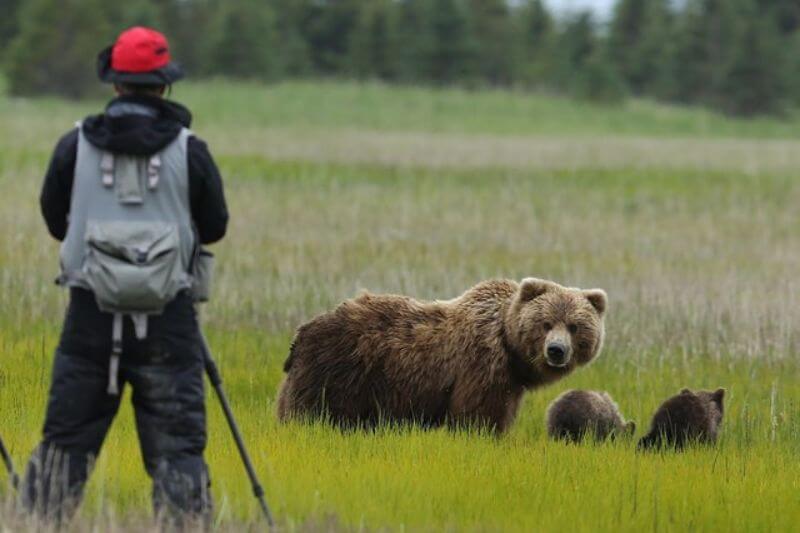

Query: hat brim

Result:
[97,46,184,85]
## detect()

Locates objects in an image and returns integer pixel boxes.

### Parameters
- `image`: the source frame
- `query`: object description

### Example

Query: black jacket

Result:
[42,95,229,359]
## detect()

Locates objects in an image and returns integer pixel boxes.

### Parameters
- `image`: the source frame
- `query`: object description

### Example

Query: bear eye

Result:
[568,323,578,334]
[543,322,553,331]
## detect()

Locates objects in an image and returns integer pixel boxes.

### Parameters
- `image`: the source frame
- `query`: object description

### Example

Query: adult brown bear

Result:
[277,278,608,434]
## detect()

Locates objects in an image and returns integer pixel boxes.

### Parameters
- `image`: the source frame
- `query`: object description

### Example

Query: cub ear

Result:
[711,388,725,409]
[519,278,554,302]
[680,388,692,395]
[583,289,607,314]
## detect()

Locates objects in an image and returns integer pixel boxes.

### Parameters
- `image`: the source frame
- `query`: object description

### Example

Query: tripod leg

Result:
[0,434,19,490]
[200,334,275,527]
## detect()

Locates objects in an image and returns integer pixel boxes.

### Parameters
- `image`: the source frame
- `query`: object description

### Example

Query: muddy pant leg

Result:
[22,350,122,522]
[128,354,211,523]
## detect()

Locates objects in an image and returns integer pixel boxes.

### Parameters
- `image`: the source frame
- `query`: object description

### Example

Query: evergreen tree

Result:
[574,49,628,103]
[757,0,800,34]
[269,0,314,77]
[157,0,217,78]
[418,0,476,85]
[349,0,398,80]
[554,11,626,102]
[515,0,556,88]
[719,7,788,115]
[0,0,22,56]
[208,0,279,80]
[5,0,113,98]
[107,0,162,30]
[607,0,674,96]
[467,0,514,85]
[394,0,427,82]
[299,0,364,75]
[670,0,743,106]
[552,11,596,90]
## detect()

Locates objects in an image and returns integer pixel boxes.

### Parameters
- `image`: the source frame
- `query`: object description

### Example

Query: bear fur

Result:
[546,390,635,442]
[277,277,608,433]
[638,388,725,450]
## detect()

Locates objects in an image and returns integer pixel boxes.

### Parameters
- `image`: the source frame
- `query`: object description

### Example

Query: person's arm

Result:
[188,137,229,245]
[40,130,79,241]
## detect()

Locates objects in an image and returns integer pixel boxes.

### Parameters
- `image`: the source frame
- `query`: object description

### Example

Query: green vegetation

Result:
[4,0,800,115]
[1,82,800,530]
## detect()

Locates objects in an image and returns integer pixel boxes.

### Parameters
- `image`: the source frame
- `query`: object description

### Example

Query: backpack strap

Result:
[107,312,123,395]
[131,313,148,340]
[106,313,149,396]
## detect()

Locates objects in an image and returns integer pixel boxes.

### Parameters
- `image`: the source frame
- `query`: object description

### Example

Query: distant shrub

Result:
[5,0,112,98]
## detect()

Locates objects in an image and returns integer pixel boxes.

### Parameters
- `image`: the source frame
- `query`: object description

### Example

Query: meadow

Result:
[1,80,799,531]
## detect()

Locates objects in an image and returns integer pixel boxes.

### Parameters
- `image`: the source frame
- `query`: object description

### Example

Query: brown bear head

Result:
[683,388,726,428]
[505,278,607,384]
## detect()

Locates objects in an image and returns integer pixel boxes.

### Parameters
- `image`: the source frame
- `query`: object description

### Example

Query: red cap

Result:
[111,27,171,73]
[97,27,183,85]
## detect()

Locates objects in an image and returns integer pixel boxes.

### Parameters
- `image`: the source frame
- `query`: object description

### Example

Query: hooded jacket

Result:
[40,94,229,360]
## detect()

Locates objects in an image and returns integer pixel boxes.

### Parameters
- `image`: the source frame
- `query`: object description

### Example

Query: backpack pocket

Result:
[191,248,214,303]
[83,220,189,314]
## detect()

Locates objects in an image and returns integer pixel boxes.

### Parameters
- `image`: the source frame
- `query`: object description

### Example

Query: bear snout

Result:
[545,341,571,367]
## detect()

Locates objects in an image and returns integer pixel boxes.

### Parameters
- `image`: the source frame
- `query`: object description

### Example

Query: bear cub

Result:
[638,388,725,450]
[546,389,635,442]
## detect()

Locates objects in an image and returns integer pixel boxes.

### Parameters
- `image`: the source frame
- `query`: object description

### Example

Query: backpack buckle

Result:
[147,155,161,190]
[101,153,115,187]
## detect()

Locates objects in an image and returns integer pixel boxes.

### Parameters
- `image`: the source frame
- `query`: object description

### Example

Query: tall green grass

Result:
[1,82,799,531]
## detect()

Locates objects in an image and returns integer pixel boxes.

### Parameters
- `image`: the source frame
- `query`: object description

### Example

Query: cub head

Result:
[694,388,726,428]
[505,277,607,384]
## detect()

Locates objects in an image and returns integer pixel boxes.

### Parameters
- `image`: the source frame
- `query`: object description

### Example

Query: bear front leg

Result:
[447,386,522,435]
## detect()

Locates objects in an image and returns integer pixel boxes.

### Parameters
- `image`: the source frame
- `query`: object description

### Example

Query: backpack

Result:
[59,125,213,394]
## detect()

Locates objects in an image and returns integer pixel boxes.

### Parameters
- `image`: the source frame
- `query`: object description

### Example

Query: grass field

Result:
[1,81,800,531]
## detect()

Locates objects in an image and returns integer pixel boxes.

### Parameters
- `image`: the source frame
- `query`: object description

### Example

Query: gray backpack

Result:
[59,124,213,394]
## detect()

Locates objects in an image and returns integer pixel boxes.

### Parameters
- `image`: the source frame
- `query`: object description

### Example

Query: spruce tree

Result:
[418,0,476,85]
[467,0,514,85]
[269,0,314,77]
[0,0,22,56]
[5,0,113,98]
[349,0,398,80]
[209,0,279,80]
[515,0,556,88]
[157,0,217,78]
[670,0,743,106]
[607,0,674,96]
[394,0,427,82]
[719,7,787,115]
[554,12,626,102]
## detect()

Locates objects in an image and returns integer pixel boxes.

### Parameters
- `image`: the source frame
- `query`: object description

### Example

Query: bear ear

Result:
[519,278,553,302]
[711,388,725,409]
[680,388,692,395]
[583,289,607,314]
[626,421,636,434]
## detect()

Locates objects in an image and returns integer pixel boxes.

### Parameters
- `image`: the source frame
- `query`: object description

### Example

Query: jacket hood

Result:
[81,95,192,156]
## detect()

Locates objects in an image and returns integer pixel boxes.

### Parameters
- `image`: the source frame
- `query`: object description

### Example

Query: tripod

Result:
[200,332,275,528]
[0,433,19,490]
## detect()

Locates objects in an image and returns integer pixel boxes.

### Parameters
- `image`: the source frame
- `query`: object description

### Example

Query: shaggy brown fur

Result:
[277,278,608,433]
[546,390,635,443]
[638,388,725,450]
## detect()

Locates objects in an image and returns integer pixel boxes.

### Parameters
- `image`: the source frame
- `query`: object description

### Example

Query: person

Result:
[22,26,228,525]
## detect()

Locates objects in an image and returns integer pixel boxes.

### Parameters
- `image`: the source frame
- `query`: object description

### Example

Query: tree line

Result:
[2,0,799,116]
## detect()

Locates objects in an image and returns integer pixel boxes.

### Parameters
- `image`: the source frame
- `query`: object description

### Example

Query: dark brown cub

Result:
[546,390,634,443]
[638,388,725,450]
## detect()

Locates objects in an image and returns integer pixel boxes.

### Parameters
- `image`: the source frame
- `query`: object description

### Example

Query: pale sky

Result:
[544,0,616,19]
